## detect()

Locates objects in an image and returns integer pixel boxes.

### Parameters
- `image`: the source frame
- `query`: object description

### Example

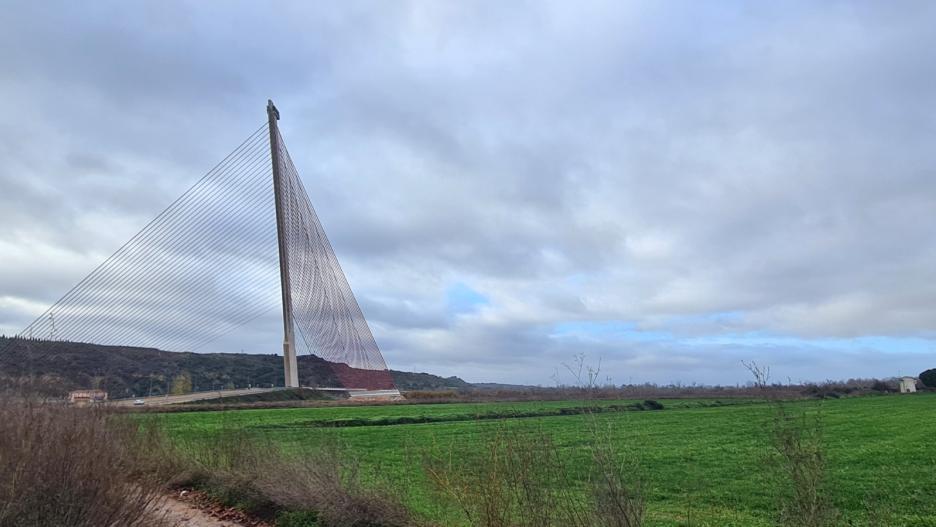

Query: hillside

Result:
[0,337,470,398]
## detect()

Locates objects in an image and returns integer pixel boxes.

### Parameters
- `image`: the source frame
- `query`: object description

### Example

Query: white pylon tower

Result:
[267,100,299,388]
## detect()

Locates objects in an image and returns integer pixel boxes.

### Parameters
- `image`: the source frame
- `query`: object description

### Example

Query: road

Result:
[112,386,404,407]
[112,387,284,407]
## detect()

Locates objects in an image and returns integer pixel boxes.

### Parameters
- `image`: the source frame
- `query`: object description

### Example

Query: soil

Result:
[156,490,272,527]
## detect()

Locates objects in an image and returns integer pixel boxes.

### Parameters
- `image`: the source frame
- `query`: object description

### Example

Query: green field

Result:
[159,394,936,526]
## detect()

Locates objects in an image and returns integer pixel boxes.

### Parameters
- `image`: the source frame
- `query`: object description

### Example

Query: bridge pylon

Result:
[268,99,299,388]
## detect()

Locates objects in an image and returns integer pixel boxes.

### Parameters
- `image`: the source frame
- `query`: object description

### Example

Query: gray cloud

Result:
[1,1,935,384]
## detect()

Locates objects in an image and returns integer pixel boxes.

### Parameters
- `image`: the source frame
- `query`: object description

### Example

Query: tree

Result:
[920,369,936,389]
[170,371,193,395]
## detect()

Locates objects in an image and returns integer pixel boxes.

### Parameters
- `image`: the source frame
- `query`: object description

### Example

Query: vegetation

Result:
[424,425,644,527]
[0,337,469,397]
[747,363,838,527]
[0,388,422,527]
[157,393,936,526]
[169,430,415,527]
[183,387,335,405]
[170,370,193,395]
[920,368,936,389]
[0,393,171,526]
[251,400,671,429]
[2,384,934,526]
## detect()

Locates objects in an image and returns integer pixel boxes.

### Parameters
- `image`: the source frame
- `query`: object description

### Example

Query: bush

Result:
[745,362,838,527]
[920,369,936,389]
[642,400,664,410]
[771,406,838,527]
[174,429,414,527]
[424,424,644,527]
[0,395,170,527]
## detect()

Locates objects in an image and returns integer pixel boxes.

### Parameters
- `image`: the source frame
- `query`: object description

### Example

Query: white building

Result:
[899,377,918,394]
[68,389,109,406]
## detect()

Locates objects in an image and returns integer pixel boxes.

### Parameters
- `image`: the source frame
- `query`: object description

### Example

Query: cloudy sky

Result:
[2,1,935,385]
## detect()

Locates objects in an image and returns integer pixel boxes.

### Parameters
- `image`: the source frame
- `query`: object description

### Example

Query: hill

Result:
[0,337,470,398]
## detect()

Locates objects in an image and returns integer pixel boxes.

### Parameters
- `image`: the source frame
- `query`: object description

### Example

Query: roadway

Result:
[111,387,284,406]
[111,386,403,406]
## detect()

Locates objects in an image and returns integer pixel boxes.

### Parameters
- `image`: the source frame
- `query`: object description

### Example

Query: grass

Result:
[183,387,336,405]
[156,393,936,526]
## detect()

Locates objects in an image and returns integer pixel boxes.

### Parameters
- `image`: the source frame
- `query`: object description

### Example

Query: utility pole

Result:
[268,100,299,388]
[26,339,32,379]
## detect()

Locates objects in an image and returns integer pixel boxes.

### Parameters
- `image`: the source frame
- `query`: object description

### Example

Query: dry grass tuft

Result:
[173,429,416,527]
[424,424,644,527]
[0,392,171,527]
[745,362,839,527]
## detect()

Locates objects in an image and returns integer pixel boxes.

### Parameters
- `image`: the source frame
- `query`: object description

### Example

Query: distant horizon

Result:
[0,334,925,389]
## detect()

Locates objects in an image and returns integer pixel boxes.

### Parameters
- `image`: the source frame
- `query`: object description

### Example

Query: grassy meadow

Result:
[158,393,936,526]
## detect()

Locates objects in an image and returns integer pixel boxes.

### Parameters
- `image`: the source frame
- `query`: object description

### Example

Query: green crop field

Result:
[158,393,936,526]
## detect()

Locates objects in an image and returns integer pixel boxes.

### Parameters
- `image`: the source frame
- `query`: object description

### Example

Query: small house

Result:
[68,389,108,406]
[898,377,918,394]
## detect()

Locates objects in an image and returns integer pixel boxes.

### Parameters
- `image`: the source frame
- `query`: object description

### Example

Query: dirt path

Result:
[155,490,271,527]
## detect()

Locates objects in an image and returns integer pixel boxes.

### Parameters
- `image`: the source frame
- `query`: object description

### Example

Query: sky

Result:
[1,1,935,385]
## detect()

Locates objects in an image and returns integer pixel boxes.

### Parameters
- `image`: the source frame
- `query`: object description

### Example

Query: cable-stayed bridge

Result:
[3,101,396,395]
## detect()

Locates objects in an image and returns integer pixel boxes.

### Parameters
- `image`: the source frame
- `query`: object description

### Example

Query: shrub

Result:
[770,406,838,527]
[0,395,170,527]
[424,424,643,527]
[920,369,936,389]
[744,362,838,527]
[174,429,414,527]
[642,400,664,410]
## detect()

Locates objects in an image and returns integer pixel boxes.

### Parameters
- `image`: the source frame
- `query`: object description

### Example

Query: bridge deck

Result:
[112,387,402,406]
